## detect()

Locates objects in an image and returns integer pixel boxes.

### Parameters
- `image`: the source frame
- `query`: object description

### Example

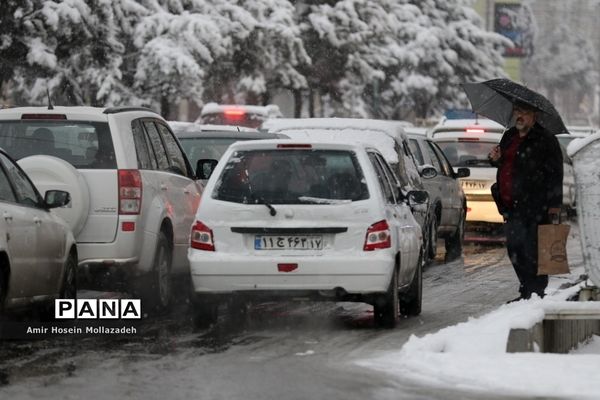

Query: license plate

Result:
[254,235,323,250]
[461,180,487,190]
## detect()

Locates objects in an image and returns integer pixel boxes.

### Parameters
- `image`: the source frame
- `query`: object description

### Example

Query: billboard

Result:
[494,3,530,57]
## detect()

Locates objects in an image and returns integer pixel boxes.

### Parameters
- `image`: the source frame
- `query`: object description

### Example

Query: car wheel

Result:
[428,216,439,261]
[191,295,218,329]
[59,252,77,299]
[374,267,399,328]
[400,254,423,317]
[135,232,172,314]
[445,208,465,262]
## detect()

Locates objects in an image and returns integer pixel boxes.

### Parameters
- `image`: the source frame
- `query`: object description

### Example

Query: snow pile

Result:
[358,283,600,399]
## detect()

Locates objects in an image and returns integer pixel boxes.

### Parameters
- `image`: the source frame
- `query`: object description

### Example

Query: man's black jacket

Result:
[491,122,563,223]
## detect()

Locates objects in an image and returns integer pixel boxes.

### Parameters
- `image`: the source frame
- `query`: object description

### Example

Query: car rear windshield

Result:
[213,149,369,204]
[0,120,116,169]
[178,137,240,165]
[435,140,497,168]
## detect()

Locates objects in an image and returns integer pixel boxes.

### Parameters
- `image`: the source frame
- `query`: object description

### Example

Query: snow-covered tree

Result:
[301,0,510,119]
[10,0,129,107]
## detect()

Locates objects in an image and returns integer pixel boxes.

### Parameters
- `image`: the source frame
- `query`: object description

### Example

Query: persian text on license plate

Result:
[461,180,487,190]
[255,235,323,250]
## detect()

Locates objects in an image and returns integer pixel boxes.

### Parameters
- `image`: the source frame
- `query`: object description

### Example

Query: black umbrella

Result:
[462,79,568,135]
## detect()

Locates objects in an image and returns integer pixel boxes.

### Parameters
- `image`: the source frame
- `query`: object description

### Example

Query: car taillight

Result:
[21,113,67,120]
[118,169,142,215]
[465,128,485,134]
[191,221,215,251]
[276,144,312,149]
[363,220,391,251]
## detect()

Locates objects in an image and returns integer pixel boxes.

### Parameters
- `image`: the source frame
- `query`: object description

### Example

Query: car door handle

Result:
[33,217,42,225]
[160,184,168,191]
[3,213,12,222]
[183,188,190,194]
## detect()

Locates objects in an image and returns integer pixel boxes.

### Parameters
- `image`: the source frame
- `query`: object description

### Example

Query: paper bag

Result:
[537,223,570,275]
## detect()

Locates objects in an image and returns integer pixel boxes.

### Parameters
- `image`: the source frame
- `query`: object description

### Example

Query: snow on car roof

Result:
[265,118,398,164]
[431,118,506,135]
[263,118,400,164]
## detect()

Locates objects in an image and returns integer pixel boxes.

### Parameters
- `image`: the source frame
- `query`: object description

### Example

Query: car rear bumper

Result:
[188,250,394,294]
[466,200,504,223]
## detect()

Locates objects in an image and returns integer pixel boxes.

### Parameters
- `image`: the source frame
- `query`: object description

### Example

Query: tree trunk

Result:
[293,89,302,118]
[160,96,171,119]
[309,88,315,117]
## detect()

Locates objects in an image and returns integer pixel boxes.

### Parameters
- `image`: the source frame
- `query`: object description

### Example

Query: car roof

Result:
[168,121,282,140]
[261,119,401,163]
[200,103,282,117]
[430,118,505,136]
[226,138,373,153]
[0,106,159,122]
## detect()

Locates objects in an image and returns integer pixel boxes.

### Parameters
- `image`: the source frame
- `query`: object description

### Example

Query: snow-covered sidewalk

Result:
[358,225,600,399]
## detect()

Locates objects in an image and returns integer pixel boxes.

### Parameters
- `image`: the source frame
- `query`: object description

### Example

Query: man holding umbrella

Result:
[463,79,565,301]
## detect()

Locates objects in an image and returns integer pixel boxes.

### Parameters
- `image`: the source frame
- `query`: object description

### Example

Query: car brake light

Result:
[118,169,142,215]
[224,109,246,117]
[191,221,215,251]
[276,144,312,149]
[364,220,391,251]
[465,128,485,134]
[21,114,67,120]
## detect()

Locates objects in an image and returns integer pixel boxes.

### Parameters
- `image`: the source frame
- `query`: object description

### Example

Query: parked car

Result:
[196,103,283,128]
[169,122,282,185]
[263,118,438,263]
[0,148,76,314]
[405,129,469,261]
[188,139,428,328]
[0,106,203,312]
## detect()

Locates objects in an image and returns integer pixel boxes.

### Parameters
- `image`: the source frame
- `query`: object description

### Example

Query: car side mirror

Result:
[407,190,429,207]
[455,167,470,178]
[418,165,438,179]
[44,190,71,209]
[196,159,218,180]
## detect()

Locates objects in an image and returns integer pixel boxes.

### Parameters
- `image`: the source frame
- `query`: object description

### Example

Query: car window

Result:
[0,120,116,169]
[375,153,399,203]
[0,153,40,207]
[132,119,155,170]
[409,139,424,165]
[156,122,189,176]
[179,137,239,166]
[435,140,497,167]
[214,149,368,204]
[424,141,443,172]
[368,152,395,204]
[143,120,170,171]
[0,161,16,203]
[428,141,453,176]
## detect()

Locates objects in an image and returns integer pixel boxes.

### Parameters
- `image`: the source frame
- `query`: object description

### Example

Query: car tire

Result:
[445,209,465,262]
[59,252,77,299]
[18,155,90,236]
[400,254,423,317]
[135,232,172,315]
[374,267,399,328]
[428,216,438,261]
[191,295,218,329]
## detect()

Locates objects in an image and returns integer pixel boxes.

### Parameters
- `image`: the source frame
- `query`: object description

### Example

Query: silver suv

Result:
[0,106,203,312]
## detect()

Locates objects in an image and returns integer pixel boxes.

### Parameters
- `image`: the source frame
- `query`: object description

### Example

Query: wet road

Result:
[0,235,582,400]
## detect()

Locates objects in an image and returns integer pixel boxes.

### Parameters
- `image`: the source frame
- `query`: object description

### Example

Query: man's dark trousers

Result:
[504,214,548,298]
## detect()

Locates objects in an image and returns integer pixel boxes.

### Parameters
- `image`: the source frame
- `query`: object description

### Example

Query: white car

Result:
[0,106,203,312]
[0,148,76,314]
[197,103,283,128]
[188,140,428,328]
[263,118,437,264]
[430,118,505,227]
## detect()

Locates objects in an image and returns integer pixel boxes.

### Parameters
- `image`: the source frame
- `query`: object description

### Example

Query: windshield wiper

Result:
[254,195,277,216]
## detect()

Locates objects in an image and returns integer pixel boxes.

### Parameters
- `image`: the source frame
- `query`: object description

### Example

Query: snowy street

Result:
[2,226,584,400]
